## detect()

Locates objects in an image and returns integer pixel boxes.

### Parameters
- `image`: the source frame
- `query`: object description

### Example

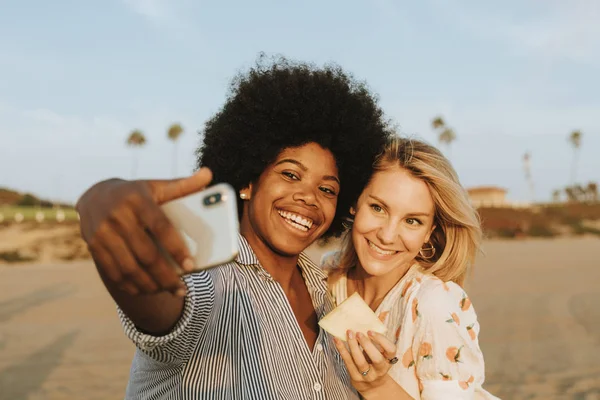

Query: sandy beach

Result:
[1,236,599,400]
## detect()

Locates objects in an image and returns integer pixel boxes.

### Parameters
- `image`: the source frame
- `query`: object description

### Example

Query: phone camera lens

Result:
[203,193,222,206]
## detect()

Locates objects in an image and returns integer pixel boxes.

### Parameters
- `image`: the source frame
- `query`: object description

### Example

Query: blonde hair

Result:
[334,136,482,287]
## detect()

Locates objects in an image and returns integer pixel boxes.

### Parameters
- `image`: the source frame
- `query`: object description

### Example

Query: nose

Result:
[292,184,318,208]
[376,218,400,245]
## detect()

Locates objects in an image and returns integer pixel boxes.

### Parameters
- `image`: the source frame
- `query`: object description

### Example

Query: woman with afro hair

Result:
[76,54,392,399]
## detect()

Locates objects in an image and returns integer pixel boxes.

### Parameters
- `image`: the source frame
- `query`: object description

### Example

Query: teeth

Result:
[278,210,314,229]
[368,240,396,255]
[284,218,309,232]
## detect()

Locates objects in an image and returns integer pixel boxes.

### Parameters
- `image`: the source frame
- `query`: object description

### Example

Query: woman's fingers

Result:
[77,173,207,297]
[333,337,363,381]
[136,197,193,274]
[368,330,398,360]
[88,238,122,284]
[357,333,385,363]
[333,330,399,384]
[91,239,139,295]
[347,331,373,378]
[100,227,159,294]
[116,206,187,294]
[149,167,213,204]
[113,207,159,267]
[358,331,399,374]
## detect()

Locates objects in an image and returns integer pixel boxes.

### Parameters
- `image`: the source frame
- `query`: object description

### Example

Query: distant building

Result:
[467,186,508,208]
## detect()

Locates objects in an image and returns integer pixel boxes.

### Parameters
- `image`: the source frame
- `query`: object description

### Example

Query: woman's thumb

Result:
[149,167,213,204]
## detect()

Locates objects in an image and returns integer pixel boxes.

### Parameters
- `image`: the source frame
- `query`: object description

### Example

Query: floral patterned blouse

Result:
[323,254,500,399]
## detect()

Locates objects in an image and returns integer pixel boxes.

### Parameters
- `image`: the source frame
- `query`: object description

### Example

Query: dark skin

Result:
[76,169,213,335]
[77,143,339,350]
[238,143,339,349]
[288,271,319,350]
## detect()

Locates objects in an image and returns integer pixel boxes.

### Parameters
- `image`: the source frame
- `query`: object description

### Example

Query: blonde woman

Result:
[323,137,499,399]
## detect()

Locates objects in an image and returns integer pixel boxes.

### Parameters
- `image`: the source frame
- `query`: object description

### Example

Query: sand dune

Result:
[0,237,599,399]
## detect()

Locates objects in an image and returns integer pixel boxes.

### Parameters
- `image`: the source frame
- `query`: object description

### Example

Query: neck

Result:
[349,261,413,311]
[240,230,301,291]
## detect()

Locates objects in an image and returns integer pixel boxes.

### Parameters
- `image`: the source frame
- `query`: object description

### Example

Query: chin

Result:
[356,246,401,277]
[361,260,393,277]
[268,235,313,257]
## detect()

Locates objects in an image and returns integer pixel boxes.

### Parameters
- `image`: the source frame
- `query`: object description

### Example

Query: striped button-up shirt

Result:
[118,235,359,400]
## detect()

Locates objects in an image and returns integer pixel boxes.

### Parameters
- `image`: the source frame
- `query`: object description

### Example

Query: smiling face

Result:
[240,142,340,257]
[352,165,436,278]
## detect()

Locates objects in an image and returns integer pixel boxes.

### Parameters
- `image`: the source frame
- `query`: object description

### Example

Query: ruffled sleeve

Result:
[412,281,496,399]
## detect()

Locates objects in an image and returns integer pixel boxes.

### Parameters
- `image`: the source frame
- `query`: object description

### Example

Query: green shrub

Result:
[527,225,557,238]
[496,229,518,239]
[0,251,35,263]
[16,194,38,206]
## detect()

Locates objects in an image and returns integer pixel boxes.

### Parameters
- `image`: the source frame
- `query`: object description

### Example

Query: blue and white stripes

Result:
[117,235,358,400]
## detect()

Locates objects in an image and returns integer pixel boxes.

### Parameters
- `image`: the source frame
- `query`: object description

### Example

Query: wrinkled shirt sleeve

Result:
[117,271,215,366]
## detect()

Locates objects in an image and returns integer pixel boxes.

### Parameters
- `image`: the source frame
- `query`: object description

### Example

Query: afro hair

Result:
[197,54,391,238]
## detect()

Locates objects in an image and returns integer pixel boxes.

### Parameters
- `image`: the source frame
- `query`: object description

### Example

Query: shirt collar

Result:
[298,252,328,293]
[235,234,261,265]
[235,234,327,292]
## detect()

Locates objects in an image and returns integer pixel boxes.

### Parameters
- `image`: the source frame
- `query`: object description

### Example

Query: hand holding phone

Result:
[160,183,239,273]
[77,168,214,296]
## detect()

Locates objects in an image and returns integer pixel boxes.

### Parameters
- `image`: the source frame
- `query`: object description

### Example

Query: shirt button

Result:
[313,382,322,392]
[316,344,323,352]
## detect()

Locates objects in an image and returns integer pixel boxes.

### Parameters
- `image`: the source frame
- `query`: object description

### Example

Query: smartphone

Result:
[160,182,239,273]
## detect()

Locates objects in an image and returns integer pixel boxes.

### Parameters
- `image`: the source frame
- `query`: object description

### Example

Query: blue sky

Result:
[1,0,598,204]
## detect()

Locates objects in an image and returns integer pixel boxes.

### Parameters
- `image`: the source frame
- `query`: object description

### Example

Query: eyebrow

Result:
[368,195,432,217]
[275,159,340,185]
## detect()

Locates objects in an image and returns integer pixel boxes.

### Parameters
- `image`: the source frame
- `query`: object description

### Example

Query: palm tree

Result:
[551,189,561,203]
[126,130,147,178]
[439,128,456,153]
[574,184,587,202]
[431,116,456,159]
[568,130,582,184]
[432,116,445,130]
[564,186,576,202]
[523,152,534,202]
[167,123,184,177]
[587,182,598,202]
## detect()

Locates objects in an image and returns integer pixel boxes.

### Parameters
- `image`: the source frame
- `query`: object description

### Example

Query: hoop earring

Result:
[419,242,436,259]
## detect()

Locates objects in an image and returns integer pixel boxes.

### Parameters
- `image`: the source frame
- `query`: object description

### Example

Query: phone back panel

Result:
[161,183,239,271]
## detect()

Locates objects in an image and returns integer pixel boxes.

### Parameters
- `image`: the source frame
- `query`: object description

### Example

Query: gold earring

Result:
[419,242,436,259]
